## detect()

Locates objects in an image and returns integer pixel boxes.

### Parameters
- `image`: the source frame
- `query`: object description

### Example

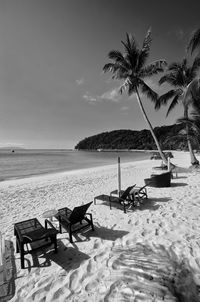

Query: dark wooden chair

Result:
[14,218,58,269]
[55,201,94,243]
[144,171,171,187]
[131,185,148,205]
[109,185,136,213]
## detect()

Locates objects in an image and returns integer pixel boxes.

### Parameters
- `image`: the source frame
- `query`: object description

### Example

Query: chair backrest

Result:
[69,201,93,224]
[120,185,135,200]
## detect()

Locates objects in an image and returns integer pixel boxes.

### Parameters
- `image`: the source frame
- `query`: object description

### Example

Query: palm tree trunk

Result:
[135,88,168,165]
[184,106,199,165]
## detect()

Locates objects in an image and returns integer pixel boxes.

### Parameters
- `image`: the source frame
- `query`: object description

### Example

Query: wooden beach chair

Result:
[144,171,171,187]
[14,218,58,269]
[55,201,94,243]
[109,185,136,213]
[131,185,148,205]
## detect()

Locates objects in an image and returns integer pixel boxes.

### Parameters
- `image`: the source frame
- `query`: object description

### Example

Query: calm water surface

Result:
[0,149,149,181]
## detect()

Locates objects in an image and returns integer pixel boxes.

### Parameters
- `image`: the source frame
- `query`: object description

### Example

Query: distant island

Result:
[75,124,198,151]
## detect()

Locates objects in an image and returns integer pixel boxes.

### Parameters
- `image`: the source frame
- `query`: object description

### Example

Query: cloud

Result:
[101,87,121,102]
[120,106,129,111]
[0,142,25,148]
[83,92,98,103]
[83,87,121,104]
[76,78,84,85]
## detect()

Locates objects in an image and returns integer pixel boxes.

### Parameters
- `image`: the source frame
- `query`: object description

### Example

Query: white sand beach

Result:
[1,151,200,301]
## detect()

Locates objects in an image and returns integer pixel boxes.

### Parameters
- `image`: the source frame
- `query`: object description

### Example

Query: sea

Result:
[0,149,150,182]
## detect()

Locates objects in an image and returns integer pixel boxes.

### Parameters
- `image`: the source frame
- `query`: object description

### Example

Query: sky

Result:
[1,0,200,149]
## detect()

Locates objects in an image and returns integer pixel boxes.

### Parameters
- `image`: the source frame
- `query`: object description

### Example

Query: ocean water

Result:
[0,149,149,181]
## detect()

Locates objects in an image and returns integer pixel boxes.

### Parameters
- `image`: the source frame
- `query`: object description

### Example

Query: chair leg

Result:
[16,238,19,253]
[109,196,112,210]
[123,202,126,214]
[90,217,94,231]
[53,236,57,253]
[20,243,25,269]
[59,223,62,234]
[69,225,73,243]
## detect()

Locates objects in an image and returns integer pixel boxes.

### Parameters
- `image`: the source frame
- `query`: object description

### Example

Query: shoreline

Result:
[0,157,152,187]
[0,150,187,186]
[0,150,150,184]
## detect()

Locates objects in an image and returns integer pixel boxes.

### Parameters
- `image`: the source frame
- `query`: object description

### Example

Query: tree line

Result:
[75,123,199,151]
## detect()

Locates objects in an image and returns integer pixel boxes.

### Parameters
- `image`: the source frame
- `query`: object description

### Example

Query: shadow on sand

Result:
[21,240,90,272]
[0,240,16,302]
[98,195,172,212]
[107,242,200,300]
[17,223,129,271]
[171,182,188,187]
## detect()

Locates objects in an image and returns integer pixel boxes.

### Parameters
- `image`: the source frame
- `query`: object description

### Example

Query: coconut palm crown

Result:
[103,29,168,164]
[156,57,200,165]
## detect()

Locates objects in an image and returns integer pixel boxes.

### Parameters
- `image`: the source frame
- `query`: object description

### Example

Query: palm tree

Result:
[177,80,200,148]
[156,58,200,165]
[103,29,168,164]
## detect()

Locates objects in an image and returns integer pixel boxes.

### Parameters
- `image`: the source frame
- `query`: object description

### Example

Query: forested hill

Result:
[75,124,196,150]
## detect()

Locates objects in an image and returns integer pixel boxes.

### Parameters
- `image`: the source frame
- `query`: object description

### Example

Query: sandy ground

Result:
[0,151,200,301]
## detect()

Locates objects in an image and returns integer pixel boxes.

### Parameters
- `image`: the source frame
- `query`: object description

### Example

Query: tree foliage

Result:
[74,124,198,151]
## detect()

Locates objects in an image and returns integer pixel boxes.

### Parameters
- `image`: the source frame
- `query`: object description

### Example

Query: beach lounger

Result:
[55,201,94,243]
[109,185,136,213]
[144,171,171,187]
[131,185,148,205]
[14,218,58,269]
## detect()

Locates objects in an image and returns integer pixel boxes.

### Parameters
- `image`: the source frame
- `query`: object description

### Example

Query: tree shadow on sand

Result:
[103,242,200,301]
[0,240,16,302]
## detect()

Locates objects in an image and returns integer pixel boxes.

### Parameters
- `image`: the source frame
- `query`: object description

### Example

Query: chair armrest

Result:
[45,219,58,231]
[14,226,23,242]
[57,213,71,224]
[85,213,93,219]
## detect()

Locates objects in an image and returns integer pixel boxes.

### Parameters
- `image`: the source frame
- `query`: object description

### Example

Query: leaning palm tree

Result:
[177,81,200,147]
[103,29,168,164]
[155,58,200,165]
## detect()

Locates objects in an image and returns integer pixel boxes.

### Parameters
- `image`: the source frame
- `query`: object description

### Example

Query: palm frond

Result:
[121,33,140,69]
[177,117,200,138]
[107,50,130,70]
[183,78,200,106]
[139,80,158,102]
[155,90,177,110]
[187,28,200,54]
[191,56,200,76]
[140,60,167,78]
[166,95,179,116]
[103,62,129,79]
[108,50,124,62]
[168,62,182,71]
[119,78,132,94]
[159,73,177,86]
[127,82,137,96]
[137,28,152,70]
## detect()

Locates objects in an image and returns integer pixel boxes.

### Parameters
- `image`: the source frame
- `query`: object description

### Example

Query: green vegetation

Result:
[75,124,199,151]
[155,30,200,165]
